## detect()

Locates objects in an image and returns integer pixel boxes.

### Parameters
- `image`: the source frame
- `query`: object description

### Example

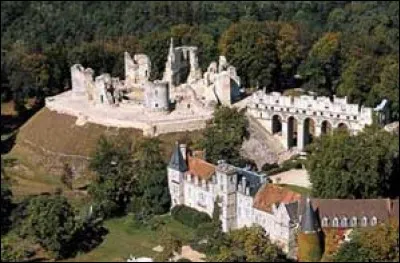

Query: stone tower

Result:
[167,142,188,207]
[297,198,323,262]
[215,161,238,232]
[144,81,170,111]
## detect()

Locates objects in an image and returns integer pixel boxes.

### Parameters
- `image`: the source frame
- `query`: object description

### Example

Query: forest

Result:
[1,1,399,120]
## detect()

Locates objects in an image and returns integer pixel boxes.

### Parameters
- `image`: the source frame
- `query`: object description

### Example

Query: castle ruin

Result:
[46,39,243,136]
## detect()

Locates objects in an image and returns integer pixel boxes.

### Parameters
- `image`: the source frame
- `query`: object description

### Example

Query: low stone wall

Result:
[46,97,210,137]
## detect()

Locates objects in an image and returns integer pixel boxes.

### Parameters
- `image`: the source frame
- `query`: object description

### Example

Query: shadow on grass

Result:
[1,102,43,154]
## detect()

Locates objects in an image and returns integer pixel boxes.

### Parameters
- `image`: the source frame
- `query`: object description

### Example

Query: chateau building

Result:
[167,142,399,258]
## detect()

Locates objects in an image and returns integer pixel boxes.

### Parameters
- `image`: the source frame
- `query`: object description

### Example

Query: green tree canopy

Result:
[211,226,286,262]
[200,105,248,167]
[334,221,399,262]
[306,128,399,199]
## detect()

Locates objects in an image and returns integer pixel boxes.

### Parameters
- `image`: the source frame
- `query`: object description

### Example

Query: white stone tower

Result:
[215,161,238,232]
[167,142,188,207]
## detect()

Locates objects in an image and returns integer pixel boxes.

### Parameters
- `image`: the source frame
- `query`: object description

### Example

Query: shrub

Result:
[171,205,211,228]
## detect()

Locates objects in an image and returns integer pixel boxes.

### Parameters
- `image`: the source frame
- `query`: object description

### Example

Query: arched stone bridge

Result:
[247,91,377,151]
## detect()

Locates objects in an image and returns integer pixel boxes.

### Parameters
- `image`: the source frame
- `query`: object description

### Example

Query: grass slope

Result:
[64,215,196,262]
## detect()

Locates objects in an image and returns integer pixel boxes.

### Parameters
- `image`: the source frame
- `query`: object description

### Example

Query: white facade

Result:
[167,158,298,255]
[247,91,379,150]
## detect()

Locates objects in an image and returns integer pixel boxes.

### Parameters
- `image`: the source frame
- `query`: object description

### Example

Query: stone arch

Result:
[303,118,316,146]
[337,122,349,131]
[272,115,283,134]
[321,120,332,135]
[287,116,298,148]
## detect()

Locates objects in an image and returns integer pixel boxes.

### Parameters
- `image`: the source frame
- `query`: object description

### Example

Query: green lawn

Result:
[64,214,196,262]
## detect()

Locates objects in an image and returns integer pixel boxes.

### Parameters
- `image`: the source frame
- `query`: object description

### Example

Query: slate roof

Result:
[285,202,299,222]
[309,198,392,223]
[169,142,188,172]
[301,198,319,233]
[236,168,266,196]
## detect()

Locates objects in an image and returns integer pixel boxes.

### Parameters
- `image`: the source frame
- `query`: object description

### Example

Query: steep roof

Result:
[298,198,393,223]
[187,156,215,180]
[169,143,188,172]
[285,202,299,222]
[301,198,319,233]
[253,184,301,213]
[236,168,265,196]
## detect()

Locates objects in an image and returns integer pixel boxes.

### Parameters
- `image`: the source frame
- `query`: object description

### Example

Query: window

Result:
[287,108,290,112]
[155,103,158,108]
[371,216,377,226]
[275,100,279,104]
[362,217,368,227]
[322,217,329,227]
[303,110,306,114]
[337,114,340,118]
[354,116,357,120]
[332,217,339,227]
[255,104,258,108]
[155,89,158,96]
[313,112,317,116]
[351,217,358,227]
[271,106,274,110]
[341,218,348,228]
[346,116,350,120]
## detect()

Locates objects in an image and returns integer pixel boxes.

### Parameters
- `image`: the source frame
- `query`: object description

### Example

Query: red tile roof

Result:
[187,156,215,181]
[253,184,301,213]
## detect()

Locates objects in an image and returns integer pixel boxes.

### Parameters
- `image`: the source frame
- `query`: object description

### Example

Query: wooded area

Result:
[1,1,399,120]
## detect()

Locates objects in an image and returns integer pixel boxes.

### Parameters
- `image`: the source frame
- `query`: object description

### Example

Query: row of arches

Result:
[271,115,348,149]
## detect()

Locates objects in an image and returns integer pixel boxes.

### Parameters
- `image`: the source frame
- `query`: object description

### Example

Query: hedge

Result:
[171,205,211,228]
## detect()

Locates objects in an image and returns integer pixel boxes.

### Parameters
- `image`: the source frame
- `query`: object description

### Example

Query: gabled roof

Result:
[253,184,301,213]
[306,198,392,222]
[187,156,215,180]
[169,142,188,172]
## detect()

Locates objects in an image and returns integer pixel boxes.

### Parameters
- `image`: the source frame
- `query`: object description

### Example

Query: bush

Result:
[177,258,192,262]
[261,162,279,172]
[171,205,211,229]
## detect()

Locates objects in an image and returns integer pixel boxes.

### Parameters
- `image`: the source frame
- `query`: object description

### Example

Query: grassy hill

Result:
[4,107,203,200]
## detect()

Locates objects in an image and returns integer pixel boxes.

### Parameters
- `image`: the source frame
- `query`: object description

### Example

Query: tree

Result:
[1,181,13,235]
[18,195,77,259]
[298,32,342,96]
[88,135,135,217]
[334,221,399,262]
[211,226,286,262]
[128,138,170,215]
[219,21,280,90]
[200,105,248,167]
[306,128,399,199]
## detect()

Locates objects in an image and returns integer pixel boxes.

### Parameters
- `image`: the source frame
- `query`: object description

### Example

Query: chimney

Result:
[179,144,187,160]
[241,177,247,194]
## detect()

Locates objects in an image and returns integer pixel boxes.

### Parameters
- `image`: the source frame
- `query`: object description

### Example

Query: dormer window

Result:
[351,217,358,227]
[332,217,339,227]
[362,217,368,227]
[371,216,377,226]
[341,217,348,228]
[322,217,329,227]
